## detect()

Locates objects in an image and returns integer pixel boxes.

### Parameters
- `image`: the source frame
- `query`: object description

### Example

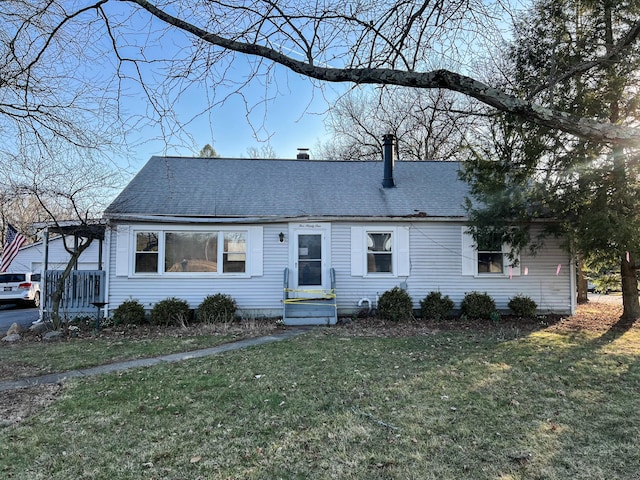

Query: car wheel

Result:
[31,292,40,308]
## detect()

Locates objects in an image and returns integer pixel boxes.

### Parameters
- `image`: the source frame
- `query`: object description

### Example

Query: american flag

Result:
[0,224,26,272]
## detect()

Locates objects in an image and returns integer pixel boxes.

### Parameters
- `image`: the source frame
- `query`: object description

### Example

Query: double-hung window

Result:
[223,232,247,273]
[135,232,159,273]
[477,236,504,274]
[367,232,393,273]
[351,226,410,277]
[461,228,520,277]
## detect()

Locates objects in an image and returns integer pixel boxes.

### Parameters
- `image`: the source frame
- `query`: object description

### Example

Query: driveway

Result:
[0,305,41,333]
[588,293,623,305]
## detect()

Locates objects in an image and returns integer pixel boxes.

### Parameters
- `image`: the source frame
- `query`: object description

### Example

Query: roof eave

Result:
[104,213,471,224]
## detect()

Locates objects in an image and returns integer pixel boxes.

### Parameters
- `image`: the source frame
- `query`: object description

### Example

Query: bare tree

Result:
[0,140,125,327]
[0,1,130,158]
[5,0,640,148]
[318,86,475,161]
[246,144,277,159]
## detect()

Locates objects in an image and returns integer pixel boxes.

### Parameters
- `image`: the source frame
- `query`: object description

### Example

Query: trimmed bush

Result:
[460,291,497,320]
[420,291,454,321]
[377,287,414,322]
[197,293,237,323]
[150,297,191,326]
[112,299,147,325]
[508,294,538,318]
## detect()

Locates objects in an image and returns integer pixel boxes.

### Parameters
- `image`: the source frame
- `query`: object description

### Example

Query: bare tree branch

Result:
[121,0,640,146]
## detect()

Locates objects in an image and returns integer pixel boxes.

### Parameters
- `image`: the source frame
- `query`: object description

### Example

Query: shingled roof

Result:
[104,157,469,220]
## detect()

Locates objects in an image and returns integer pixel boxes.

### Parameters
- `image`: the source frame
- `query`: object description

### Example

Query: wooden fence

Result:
[42,270,106,319]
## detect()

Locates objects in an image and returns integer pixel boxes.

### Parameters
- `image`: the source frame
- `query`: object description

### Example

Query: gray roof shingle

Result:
[105,157,469,219]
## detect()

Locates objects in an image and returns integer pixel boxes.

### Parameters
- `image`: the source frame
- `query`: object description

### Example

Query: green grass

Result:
[0,334,235,381]
[1,325,639,479]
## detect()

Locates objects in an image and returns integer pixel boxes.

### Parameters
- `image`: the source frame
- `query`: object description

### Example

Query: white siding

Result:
[106,223,289,317]
[334,222,572,315]
[105,220,573,318]
[8,237,101,273]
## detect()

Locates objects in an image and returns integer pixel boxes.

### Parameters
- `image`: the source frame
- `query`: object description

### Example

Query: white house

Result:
[9,235,101,274]
[98,136,575,325]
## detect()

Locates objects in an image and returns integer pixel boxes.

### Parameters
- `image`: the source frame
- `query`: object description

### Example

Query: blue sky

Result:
[95,0,519,172]
[109,12,345,168]
[81,2,348,173]
[130,74,338,163]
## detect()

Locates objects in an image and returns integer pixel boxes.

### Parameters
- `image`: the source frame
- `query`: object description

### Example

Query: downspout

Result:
[569,256,577,314]
[102,228,112,320]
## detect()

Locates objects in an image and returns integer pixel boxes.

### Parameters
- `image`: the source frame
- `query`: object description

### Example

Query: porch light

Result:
[279,232,285,243]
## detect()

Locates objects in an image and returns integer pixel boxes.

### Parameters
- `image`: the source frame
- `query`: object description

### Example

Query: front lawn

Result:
[0,304,638,479]
[0,321,277,382]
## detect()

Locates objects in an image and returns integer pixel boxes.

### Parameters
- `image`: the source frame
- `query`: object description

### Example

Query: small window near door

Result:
[367,232,392,273]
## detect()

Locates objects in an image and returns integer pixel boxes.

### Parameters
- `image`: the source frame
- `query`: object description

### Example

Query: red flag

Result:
[0,224,26,272]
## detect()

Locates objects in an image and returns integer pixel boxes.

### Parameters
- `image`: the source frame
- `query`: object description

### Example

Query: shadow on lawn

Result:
[587,315,639,347]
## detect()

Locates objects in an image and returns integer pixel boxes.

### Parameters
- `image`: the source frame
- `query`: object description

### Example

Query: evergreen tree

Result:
[462,0,640,321]
[198,144,220,158]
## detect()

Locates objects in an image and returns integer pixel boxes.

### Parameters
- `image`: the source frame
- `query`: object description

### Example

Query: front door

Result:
[290,223,331,296]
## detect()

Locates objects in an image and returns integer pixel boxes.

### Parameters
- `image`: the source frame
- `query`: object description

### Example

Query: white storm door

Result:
[290,223,331,296]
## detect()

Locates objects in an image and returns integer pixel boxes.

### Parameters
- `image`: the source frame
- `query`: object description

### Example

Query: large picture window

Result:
[165,232,218,272]
[367,232,393,273]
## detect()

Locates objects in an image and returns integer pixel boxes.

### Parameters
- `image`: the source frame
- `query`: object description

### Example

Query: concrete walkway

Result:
[0,328,309,392]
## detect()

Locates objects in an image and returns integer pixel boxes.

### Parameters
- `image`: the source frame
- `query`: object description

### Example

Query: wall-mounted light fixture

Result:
[279,232,285,243]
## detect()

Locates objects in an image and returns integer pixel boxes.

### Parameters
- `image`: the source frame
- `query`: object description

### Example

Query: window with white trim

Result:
[351,226,410,277]
[165,232,219,272]
[367,232,393,273]
[135,232,159,273]
[477,236,504,274]
[132,229,248,275]
[461,228,520,277]
[223,232,247,273]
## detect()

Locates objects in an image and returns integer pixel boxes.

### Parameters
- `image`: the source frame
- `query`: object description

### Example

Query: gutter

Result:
[103,214,471,224]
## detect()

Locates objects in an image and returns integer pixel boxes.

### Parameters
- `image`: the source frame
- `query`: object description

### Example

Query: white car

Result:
[0,272,41,308]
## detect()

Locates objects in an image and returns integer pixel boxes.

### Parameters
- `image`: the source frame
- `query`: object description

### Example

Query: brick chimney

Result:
[296,148,310,160]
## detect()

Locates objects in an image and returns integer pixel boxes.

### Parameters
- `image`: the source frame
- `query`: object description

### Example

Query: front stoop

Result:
[283,300,337,326]
[283,267,338,326]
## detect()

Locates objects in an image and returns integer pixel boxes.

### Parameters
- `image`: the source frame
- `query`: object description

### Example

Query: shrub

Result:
[377,287,414,322]
[112,299,147,325]
[420,291,454,321]
[197,293,237,323]
[150,297,191,326]
[460,291,497,320]
[508,295,538,318]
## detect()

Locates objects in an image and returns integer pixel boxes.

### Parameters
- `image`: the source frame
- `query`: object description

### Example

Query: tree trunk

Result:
[577,256,588,304]
[49,238,94,329]
[620,253,640,321]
